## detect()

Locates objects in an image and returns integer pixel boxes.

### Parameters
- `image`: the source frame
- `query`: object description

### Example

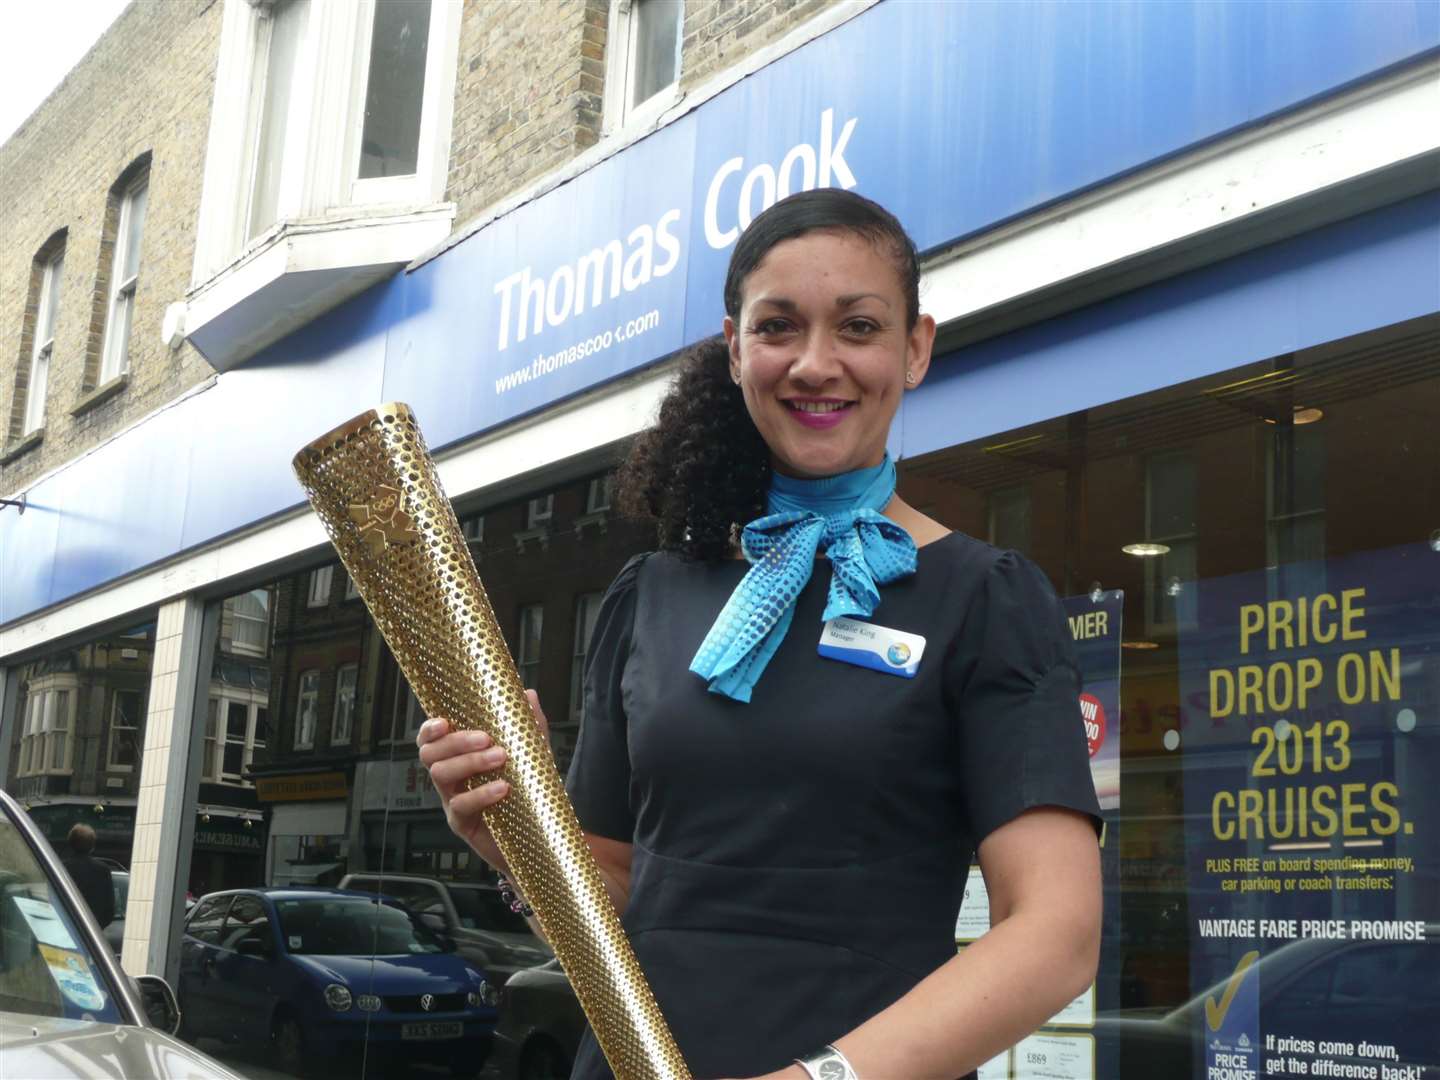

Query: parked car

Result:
[0,787,244,1079]
[340,873,553,986]
[176,886,500,1077]
[482,959,585,1080]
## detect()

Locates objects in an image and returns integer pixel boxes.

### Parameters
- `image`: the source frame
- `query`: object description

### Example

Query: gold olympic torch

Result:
[293,404,689,1080]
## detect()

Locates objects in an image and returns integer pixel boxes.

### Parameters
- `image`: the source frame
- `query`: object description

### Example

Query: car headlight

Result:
[471,981,500,1008]
[356,994,382,1013]
[323,983,353,1011]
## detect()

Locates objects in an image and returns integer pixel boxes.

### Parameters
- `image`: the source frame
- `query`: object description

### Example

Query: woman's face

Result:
[724,229,936,479]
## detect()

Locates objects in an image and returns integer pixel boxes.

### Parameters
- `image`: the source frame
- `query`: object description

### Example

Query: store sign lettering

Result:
[488,108,858,353]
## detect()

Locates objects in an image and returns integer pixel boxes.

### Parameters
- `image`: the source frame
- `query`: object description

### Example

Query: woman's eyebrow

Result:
[836,292,892,308]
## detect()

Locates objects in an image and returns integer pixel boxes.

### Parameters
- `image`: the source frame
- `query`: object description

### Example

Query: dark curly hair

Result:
[617,188,921,561]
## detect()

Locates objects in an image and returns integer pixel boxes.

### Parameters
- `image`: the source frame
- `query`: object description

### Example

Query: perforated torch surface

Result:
[293,404,690,1080]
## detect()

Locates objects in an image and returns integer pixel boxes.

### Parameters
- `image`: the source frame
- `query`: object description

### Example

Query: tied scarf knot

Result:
[689,457,917,703]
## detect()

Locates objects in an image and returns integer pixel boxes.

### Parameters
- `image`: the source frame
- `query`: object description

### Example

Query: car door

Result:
[176,894,232,1037]
[209,894,281,1044]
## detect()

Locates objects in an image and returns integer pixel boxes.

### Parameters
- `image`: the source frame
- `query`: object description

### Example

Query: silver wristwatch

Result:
[795,1044,859,1080]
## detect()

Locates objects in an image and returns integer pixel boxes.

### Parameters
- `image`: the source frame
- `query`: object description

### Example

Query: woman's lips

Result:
[784,400,852,429]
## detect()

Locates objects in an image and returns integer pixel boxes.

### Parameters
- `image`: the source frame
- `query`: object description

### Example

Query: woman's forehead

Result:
[743,229,903,299]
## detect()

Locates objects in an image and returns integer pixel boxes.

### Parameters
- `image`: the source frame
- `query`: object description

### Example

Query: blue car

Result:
[177,887,499,1078]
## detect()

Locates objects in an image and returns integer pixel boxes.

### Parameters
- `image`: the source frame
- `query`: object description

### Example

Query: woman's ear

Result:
[904,313,937,390]
[723,317,742,384]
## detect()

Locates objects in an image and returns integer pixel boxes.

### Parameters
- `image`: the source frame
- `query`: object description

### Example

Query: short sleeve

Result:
[565,553,648,843]
[949,550,1102,844]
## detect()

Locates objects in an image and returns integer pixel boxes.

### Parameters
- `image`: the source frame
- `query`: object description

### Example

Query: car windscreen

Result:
[275,896,451,956]
[0,818,125,1024]
[448,885,532,934]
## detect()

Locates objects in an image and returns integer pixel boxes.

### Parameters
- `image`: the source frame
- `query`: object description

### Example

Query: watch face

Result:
[817,1058,848,1080]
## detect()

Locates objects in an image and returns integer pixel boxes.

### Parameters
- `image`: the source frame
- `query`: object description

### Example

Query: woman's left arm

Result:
[742,806,1102,1080]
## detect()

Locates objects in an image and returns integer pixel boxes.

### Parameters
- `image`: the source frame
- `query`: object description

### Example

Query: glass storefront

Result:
[899,313,1439,1078]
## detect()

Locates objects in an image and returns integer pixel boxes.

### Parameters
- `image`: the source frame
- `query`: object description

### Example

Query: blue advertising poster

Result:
[1177,543,1439,1080]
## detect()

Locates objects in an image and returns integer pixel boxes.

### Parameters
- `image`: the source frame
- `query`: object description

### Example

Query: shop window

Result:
[226,589,271,656]
[294,670,320,750]
[988,484,1031,554]
[332,664,358,746]
[98,169,148,385]
[517,605,544,690]
[605,0,683,132]
[10,239,65,441]
[569,592,604,724]
[307,565,333,607]
[105,689,145,772]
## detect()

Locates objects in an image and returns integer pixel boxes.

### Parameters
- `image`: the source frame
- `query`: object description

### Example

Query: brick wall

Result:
[3,0,843,497]
[0,0,221,493]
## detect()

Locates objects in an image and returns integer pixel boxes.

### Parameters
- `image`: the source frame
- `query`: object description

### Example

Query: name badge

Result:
[818,616,926,678]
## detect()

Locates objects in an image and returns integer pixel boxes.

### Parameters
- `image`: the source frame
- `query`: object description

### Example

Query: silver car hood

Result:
[0,1014,247,1079]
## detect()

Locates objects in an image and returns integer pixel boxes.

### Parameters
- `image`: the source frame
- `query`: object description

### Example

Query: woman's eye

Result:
[841,319,881,337]
[752,319,794,336]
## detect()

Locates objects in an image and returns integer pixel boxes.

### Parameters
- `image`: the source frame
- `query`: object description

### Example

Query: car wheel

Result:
[518,1037,571,1080]
[271,1012,309,1077]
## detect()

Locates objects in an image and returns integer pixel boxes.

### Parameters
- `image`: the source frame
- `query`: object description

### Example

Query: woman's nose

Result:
[787,330,842,386]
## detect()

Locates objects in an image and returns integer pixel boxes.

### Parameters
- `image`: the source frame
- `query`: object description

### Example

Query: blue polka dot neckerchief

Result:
[689,455,918,703]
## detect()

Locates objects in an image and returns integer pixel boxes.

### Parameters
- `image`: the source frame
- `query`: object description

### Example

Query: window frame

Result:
[517,604,544,691]
[294,669,321,750]
[603,0,684,134]
[105,687,147,773]
[227,588,271,656]
[18,679,79,777]
[585,474,613,514]
[203,689,270,787]
[192,0,462,282]
[525,495,554,530]
[332,663,358,746]
[23,249,64,435]
[569,592,603,724]
[308,565,334,607]
[99,172,148,384]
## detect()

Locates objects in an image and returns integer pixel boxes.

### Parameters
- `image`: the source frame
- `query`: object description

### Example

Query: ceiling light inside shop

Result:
[1263,405,1324,425]
[1122,542,1170,557]
[1122,640,1160,650]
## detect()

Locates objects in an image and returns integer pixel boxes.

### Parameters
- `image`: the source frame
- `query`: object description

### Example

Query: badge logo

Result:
[886,642,912,667]
[420,993,435,1012]
[348,484,419,554]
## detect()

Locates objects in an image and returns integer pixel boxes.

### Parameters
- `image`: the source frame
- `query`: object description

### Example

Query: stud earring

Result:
[905,371,916,385]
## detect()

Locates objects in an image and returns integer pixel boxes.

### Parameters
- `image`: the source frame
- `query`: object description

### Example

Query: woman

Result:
[418,189,1101,1080]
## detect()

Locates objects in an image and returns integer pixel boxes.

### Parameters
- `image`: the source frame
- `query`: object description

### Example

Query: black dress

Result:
[565,532,1101,1079]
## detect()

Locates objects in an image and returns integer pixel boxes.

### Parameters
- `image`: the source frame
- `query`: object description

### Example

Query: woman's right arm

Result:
[416,692,634,920]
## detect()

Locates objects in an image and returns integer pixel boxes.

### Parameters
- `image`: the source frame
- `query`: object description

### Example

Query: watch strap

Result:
[795,1044,859,1080]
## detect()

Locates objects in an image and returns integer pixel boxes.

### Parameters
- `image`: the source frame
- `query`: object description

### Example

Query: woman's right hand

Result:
[416,689,550,870]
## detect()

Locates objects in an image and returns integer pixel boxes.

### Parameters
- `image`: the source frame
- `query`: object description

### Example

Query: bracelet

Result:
[795,1044,858,1080]
[496,873,535,918]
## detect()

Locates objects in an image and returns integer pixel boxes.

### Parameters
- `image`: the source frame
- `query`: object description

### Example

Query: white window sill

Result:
[183,204,455,373]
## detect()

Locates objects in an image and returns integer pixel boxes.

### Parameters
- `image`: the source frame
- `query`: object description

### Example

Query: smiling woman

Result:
[418,189,1103,1080]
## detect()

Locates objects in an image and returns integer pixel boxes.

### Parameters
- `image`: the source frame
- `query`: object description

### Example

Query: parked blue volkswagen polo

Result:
[176,887,499,1078]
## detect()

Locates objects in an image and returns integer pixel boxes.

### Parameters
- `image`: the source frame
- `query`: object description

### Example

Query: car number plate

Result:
[402,1021,463,1040]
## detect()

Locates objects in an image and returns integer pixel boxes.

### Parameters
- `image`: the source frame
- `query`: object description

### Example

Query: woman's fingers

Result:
[427,744,506,792]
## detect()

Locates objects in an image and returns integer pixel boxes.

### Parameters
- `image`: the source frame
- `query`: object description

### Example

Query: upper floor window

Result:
[526,495,554,530]
[18,245,65,437]
[605,0,683,131]
[99,171,148,383]
[204,692,270,786]
[227,589,271,656]
[308,565,334,607]
[332,663,358,746]
[295,670,321,749]
[517,604,544,690]
[194,0,461,278]
[569,592,603,723]
[17,685,76,777]
[586,474,614,514]
[106,689,146,772]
